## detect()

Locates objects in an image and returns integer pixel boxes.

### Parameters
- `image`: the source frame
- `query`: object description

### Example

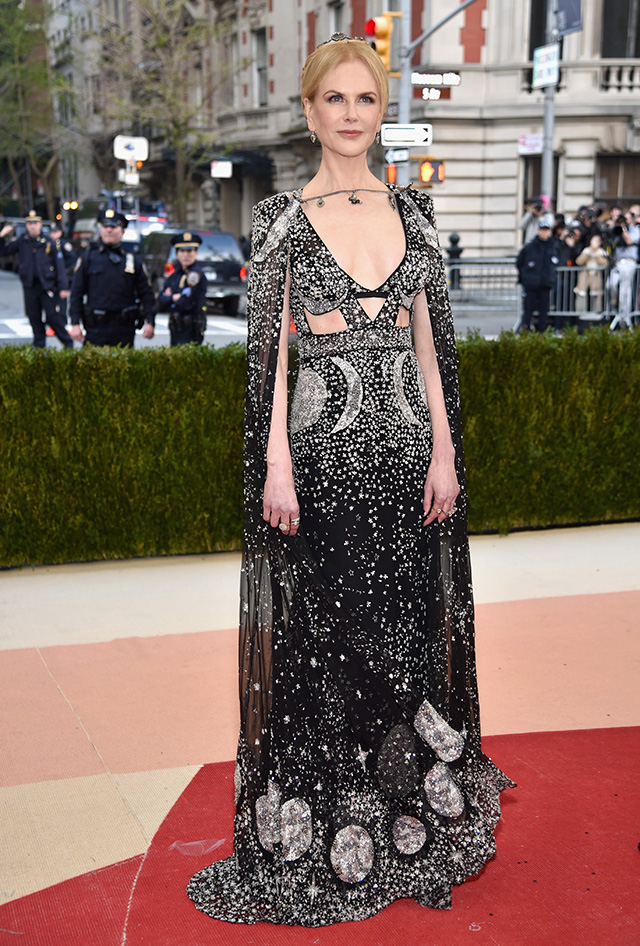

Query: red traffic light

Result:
[365,15,394,72]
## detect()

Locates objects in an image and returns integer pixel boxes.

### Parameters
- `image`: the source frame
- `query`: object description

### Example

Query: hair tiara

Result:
[316,32,365,49]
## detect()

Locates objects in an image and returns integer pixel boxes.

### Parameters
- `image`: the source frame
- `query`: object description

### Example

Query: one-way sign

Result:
[384,147,410,164]
[381,123,433,147]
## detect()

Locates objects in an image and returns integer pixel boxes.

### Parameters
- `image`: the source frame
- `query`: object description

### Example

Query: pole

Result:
[396,0,412,186]
[540,0,557,210]
[395,0,482,187]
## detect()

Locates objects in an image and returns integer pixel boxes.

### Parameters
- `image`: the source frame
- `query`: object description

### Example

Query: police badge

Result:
[186,271,201,286]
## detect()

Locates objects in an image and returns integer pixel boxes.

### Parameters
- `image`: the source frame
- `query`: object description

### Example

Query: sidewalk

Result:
[1,523,639,906]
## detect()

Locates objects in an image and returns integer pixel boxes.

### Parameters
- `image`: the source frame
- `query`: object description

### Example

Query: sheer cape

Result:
[188,185,514,926]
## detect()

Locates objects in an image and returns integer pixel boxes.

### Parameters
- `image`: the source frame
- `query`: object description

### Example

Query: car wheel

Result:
[223,296,239,317]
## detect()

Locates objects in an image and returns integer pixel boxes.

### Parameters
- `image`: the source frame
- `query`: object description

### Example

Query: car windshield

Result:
[193,233,243,264]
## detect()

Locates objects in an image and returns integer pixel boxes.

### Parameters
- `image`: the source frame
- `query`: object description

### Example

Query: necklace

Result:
[299,188,397,211]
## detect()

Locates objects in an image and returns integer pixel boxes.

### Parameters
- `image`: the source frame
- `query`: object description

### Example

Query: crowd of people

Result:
[518,198,640,332]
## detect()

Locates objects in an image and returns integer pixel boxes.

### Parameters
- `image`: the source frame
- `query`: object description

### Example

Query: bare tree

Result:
[96,0,234,221]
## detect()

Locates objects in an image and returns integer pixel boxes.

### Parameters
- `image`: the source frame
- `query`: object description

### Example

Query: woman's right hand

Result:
[263,466,300,536]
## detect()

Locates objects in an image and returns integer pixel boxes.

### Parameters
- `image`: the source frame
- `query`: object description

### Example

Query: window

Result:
[523,155,559,211]
[528,0,547,60]
[596,156,640,202]
[328,1,344,35]
[601,0,640,58]
[253,29,267,108]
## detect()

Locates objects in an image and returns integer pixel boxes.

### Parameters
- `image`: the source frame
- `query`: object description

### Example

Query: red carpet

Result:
[2,728,638,946]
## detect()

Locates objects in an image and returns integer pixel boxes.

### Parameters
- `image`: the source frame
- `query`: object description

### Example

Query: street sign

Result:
[381,123,433,147]
[384,147,410,165]
[532,44,560,89]
[211,160,233,178]
[113,135,149,162]
[518,133,543,155]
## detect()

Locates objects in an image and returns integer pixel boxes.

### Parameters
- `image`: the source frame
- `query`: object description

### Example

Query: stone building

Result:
[209,0,640,255]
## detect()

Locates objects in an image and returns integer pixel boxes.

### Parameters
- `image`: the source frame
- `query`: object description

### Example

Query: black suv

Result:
[140,228,247,316]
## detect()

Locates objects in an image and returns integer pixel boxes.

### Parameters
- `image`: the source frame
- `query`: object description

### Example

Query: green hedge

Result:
[1,329,638,567]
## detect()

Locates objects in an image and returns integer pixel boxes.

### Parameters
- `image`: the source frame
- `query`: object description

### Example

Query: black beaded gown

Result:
[187,185,514,926]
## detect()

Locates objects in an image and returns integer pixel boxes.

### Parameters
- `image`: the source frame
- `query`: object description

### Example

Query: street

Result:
[0,268,518,347]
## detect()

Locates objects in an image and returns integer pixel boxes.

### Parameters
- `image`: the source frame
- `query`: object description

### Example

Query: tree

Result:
[97,0,233,222]
[0,0,71,218]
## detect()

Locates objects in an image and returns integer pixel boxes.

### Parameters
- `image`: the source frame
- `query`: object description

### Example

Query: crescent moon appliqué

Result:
[290,369,328,435]
[393,350,422,426]
[330,356,363,433]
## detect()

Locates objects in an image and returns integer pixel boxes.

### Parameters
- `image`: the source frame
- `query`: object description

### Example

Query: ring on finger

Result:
[445,507,457,518]
[279,522,290,532]
[291,516,300,525]
[435,508,442,514]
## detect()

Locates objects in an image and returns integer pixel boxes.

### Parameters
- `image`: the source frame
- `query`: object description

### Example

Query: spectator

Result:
[609,210,640,327]
[574,234,608,314]
[519,197,545,246]
[517,214,560,332]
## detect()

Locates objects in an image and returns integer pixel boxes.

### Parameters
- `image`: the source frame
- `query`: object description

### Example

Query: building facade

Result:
[208,0,640,255]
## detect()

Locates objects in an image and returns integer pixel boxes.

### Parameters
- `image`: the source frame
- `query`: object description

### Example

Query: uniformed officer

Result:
[0,210,74,349]
[157,232,208,345]
[69,209,155,347]
[49,224,76,322]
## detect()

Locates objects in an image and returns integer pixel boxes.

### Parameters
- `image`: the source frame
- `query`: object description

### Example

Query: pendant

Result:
[388,193,397,212]
[348,191,362,204]
[316,198,325,207]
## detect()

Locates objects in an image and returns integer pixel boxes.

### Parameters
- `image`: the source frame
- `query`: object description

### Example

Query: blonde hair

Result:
[300,38,389,115]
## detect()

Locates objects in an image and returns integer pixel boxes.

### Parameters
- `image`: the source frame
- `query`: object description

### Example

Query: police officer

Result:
[516,215,560,332]
[157,232,208,345]
[49,224,76,323]
[69,209,155,347]
[0,210,74,349]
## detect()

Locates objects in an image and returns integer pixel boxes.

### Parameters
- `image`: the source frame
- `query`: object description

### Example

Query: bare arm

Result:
[262,271,300,536]
[412,288,460,526]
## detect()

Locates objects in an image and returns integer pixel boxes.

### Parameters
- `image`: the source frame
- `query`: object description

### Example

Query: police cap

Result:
[25,210,42,222]
[98,208,128,228]
[171,231,202,249]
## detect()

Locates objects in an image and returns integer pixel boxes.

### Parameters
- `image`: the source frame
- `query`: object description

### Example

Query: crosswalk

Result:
[0,314,248,343]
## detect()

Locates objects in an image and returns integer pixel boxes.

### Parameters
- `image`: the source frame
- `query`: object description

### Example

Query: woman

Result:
[188,34,513,927]
[157,232,208,346]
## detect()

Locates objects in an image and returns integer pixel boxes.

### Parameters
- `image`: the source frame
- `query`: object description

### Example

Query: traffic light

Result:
[419,159,445,185]
[365,14,394,73]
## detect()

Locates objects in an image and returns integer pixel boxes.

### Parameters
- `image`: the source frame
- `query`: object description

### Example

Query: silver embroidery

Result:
[290,369,328,434]
[255,780,281,851]
[393,350,422,426]
[424,762,465,817]
[330,356,363,433]
[234,762,242,805]
[295,283,349,315]
[253,198,301,263]
[280,797,313,861]
[330,825,375,883]
[392,816,427,855]
[414,699,465,762]
[400,190,440,252]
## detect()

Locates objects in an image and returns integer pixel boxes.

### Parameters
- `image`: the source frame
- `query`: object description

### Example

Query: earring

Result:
[375,130,381,144]
[310,131,317,144]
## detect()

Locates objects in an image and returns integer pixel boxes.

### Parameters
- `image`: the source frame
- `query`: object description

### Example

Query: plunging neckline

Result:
[297,190,408,294]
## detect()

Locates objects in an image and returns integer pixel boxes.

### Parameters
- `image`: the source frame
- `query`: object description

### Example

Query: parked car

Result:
[140,228,248,316]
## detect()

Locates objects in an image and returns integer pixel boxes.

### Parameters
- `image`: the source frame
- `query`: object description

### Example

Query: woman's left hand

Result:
[423,454,460,526]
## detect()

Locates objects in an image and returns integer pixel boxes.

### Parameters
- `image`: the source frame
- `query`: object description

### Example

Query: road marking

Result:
[0,315,248,340]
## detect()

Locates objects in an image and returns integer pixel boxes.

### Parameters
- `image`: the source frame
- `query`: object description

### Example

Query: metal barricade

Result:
[445,258,518,309]
[552,263,640,329]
